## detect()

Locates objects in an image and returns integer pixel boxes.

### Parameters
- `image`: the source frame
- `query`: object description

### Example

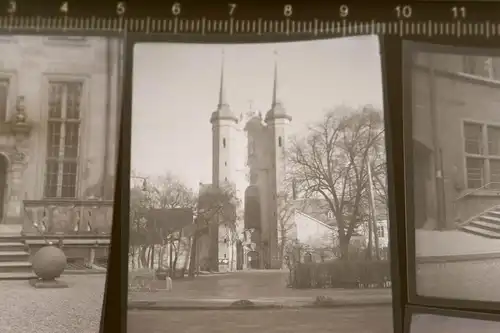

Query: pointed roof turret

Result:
[265,51,292,123]
[218,50,227,107]
[211,49,238,124]
[271,53,280,107]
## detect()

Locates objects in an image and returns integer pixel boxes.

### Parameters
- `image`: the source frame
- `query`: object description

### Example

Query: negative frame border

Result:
[121,30,397,332]
[404,304,500,333]
[400,37,500,312]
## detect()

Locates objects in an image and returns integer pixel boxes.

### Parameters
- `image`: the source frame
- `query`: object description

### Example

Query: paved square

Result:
[0,275,105,333]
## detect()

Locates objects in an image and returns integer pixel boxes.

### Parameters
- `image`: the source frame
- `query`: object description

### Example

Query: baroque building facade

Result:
[0,36,122,263]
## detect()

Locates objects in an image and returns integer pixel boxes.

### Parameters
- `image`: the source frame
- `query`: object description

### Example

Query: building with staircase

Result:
[0,35,123,279]
[412,50,500,238]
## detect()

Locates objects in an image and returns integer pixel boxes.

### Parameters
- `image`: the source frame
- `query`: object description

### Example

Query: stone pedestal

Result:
[29,278,68,289]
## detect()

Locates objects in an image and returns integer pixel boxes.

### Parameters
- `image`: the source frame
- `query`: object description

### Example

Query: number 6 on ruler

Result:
[60,1,68,14]
[7,1,16,14]
[172,3,181,16]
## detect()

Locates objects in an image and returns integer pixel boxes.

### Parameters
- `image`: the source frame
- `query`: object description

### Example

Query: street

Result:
[128,270,392,305]
[128,307,393,333]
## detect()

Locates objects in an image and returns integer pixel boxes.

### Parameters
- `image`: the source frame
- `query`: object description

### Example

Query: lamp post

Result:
[428,54,447,230]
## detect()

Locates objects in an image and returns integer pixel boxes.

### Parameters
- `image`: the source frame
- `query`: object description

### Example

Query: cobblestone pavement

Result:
[128,270,392,304]
[0,275,105,333]
[128,307,393,333]
[416,258,500,302]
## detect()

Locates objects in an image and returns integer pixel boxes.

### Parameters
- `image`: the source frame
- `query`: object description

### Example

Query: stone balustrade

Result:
[22,199,114,236]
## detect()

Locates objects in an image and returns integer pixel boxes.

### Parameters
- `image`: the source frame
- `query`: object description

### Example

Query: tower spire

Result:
[272,50,279,107]
[218,49,227,107]
[265,50,292,123]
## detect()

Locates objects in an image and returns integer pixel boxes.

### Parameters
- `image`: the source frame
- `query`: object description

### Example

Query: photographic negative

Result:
[0,34,123,333]
[407,42,500,302]
[128,35,391,332]
[410,313,500,333]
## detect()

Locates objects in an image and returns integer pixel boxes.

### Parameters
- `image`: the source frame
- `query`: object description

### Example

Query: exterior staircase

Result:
[0,225,35,280]
[459,206,500,239]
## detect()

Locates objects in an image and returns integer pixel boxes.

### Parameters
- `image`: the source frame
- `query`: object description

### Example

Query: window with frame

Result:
[0,78,8,123]
[44,81,83,198]
[464,121,500,190]
[462,56,498,80]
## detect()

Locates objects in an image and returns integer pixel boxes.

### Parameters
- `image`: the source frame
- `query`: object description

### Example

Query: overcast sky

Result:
[131,35,383,192]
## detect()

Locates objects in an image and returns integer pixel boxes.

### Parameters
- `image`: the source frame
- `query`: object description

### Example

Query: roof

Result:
[210,105,238,124]
[292,198,333,225]
[294,210,335,231]
[145,208,193,232]
[264,102,292,123]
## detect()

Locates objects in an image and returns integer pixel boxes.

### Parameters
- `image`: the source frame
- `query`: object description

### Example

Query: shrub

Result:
[290,260,391,289]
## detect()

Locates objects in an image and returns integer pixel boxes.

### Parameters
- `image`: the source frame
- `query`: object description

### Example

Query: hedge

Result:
[289,260,391,289]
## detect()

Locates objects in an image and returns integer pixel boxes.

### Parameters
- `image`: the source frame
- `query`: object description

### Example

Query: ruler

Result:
[0,2,498,37]
[0,18,499,38]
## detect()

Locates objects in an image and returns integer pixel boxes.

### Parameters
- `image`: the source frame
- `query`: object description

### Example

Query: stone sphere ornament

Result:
[32,245,67,280]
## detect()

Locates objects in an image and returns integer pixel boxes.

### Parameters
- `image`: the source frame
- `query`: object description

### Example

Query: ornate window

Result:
[44,81,83,198]
[0,78,8,122]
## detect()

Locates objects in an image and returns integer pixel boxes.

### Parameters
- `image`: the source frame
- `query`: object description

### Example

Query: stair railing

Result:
[453,182,500,226]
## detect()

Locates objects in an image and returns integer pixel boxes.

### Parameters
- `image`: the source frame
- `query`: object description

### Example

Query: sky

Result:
[131,35,383,192]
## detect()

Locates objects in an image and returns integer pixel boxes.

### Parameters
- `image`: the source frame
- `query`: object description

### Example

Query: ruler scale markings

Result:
[7,16,500,38]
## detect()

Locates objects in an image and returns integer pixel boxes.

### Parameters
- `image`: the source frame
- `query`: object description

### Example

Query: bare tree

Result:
[129,172,196,271]
[188,183,241,274]
[287,105,385,260]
